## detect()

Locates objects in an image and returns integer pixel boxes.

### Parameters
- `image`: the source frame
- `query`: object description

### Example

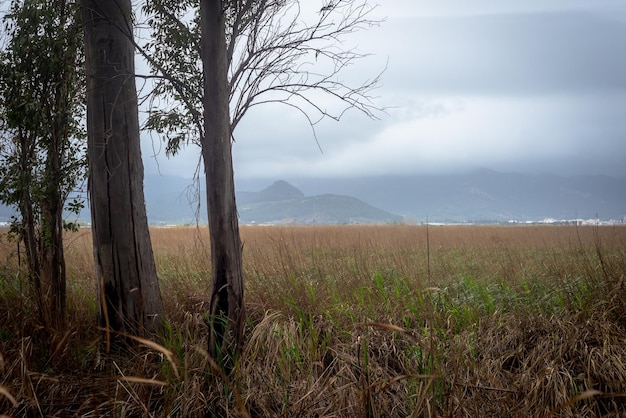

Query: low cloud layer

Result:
[143,1,626,179]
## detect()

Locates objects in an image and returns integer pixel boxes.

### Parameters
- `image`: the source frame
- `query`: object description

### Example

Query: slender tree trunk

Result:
[40,145,66,330]
[17,130,45,326]
[199,0,245,362]
[81,0,163,339]
[42,75,67,328]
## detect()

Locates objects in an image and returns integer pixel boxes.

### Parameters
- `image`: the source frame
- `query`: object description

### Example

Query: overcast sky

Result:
[142,0,626,180]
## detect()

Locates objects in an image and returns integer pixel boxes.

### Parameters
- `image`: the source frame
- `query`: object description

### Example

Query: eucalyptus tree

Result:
[141,0,382,359]
[198,0,245,364]
[0,0,86,330]
[81,0,163,341]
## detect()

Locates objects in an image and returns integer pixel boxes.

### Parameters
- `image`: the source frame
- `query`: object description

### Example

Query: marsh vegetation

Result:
[1,224,625,416]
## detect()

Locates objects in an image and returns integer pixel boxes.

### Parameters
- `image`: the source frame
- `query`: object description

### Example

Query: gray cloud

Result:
[142,1,626,180]
[372,12,626,96]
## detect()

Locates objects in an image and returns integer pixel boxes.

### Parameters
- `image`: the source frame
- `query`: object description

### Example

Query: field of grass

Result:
[1,224,626,416]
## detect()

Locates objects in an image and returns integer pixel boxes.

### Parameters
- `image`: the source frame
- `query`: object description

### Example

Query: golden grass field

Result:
[1,224,626,416]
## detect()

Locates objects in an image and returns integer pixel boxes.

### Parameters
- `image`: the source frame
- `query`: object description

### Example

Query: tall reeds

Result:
[0,224,625,416]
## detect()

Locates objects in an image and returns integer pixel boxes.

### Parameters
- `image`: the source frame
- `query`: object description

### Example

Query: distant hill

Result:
[3,170,624,225]
[143,175,202,224]
[141,176,402,224]
[263,169,626,223]
[237,179,304,205]
[237,181,402,224]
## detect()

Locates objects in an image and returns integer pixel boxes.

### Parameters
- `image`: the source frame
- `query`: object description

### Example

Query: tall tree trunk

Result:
[81,0,163,339]
[40,144,66,330]
[199,0,245,363]
[17,131,44,325]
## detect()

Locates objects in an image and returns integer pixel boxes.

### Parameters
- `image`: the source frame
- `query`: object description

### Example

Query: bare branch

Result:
[228,0,384,133]
[142,0,385,154]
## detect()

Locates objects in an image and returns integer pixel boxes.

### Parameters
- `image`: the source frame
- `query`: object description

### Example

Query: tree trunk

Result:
[17,131,44,325]
[39,145,66,330]
[81,0,163,339]
[199,0,245,363]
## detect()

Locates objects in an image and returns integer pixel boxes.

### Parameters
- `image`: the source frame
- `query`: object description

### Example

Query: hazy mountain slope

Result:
[237,179,304,205]
[237,181,401,224]
[273,169,626,222]
[4,170,622,225]
[141,175,204,224]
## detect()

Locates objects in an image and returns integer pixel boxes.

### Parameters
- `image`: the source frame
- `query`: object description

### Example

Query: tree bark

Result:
[17,130,44,325]
[40,143,66,330]
[81,0,163,339]
[199,0,245,363]
[41,54,71,328]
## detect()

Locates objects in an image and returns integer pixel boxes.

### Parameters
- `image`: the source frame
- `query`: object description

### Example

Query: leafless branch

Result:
[140,0,384,152]
[228,0,384,133]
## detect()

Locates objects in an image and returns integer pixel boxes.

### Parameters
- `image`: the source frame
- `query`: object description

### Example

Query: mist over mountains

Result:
[1,169,624,225]
[140,169,625,224]
[264,169,626,223]
[236,180,401,224]
[140,177,401,224]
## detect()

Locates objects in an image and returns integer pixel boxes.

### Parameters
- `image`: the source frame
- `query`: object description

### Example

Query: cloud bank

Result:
[143,1,626,179]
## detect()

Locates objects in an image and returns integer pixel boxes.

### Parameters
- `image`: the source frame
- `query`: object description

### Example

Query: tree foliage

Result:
[141,0,204,156]
[0,0,86,329]
[142,0,382,154]
[0,0,86,210]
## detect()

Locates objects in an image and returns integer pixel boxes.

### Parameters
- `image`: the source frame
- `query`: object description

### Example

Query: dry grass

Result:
[0,224,626,416]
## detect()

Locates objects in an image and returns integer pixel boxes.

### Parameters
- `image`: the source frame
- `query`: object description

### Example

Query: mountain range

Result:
[269,169,626,223]
[142,169,626,224]
[1,169,625,225]
[236,180,401,224]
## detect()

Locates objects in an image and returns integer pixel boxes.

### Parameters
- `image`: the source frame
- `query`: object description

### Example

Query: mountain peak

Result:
[257,180,305,202]
[236,182,401,224]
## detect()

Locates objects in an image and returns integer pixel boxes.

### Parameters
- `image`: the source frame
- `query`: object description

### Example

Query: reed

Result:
[0,224,625,416]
